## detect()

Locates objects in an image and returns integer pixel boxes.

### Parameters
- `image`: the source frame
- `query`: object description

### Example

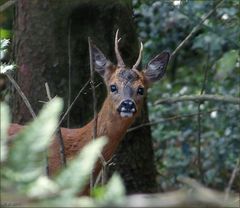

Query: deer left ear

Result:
[91,43,112,77]
[143,51,170,83]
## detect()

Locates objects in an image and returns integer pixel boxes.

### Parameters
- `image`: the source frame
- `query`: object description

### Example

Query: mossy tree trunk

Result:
[13,0,157,194]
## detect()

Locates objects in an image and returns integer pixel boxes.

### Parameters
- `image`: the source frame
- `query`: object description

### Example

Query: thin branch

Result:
[88,38,107,189]
[45,83,66,168]
[44,82,51,176]
[67,19,72,128]
[196,95,202,182]
[177,6,240,48]
[197,45,210,183]
[88,37,98,191]
[155,94,240,105]
[6,73,36,118]
[0,0,16,12]
[55,127,66,168]
[127,109,219,133]
[45,82,52,101]
[88,37,98,140]
[57,79,90,128]
[171,0,224,57]
[46,79,90,172]
[225,159,240,200]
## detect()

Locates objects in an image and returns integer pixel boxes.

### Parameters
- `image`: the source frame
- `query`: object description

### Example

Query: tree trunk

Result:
[13,0,157,194]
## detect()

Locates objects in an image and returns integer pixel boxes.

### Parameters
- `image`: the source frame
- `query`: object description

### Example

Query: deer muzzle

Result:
[117,99,137,118]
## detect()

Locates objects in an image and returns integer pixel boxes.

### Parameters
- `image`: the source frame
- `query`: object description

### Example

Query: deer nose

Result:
[118,99,136,114]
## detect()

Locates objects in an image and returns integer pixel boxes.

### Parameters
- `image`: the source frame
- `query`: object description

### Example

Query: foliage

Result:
[0,102,9,162]
[0,99,125,207]
[0,39,15,73]
[0,0,14,39]
[134,0,240,191]
[0,39,15,102]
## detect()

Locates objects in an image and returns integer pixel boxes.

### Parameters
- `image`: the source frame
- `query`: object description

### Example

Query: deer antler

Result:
[115,29,125,68]
[132,41,143,70]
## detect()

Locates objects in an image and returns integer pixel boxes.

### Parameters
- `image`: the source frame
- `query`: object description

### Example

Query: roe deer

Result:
[7,30,170,194]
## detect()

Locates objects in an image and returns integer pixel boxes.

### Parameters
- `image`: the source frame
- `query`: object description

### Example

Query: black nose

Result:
[118,99,136,113]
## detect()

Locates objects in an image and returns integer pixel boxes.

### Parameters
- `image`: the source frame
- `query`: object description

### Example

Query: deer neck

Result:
[94,96,135,160]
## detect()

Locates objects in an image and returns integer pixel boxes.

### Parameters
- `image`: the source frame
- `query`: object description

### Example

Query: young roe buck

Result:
[8,30,170,190]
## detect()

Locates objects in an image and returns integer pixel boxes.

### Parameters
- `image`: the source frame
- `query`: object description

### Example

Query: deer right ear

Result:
[143,51,170,84]
[91,44,112,77]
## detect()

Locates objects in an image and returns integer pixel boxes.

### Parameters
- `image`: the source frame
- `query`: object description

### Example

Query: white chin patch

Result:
[120,112,133,118]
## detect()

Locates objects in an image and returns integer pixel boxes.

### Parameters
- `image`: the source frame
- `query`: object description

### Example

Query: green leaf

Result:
[0,29,11,39]
[98,173,125,205]
[0,39,10,49]
[0,102,10,162]
[56,137,107,197]
[0,39,10,60]
[0,64,15,73]
[215,50,239,79]
[7,97,63,181]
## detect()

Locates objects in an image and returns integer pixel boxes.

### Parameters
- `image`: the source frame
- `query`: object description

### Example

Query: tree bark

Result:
[13,0,157,194]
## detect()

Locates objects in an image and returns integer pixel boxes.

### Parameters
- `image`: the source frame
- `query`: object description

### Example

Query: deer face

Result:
[91,30,170,118]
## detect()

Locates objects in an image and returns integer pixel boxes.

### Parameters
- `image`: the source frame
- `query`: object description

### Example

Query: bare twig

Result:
[88,37,98,191]
[197,46,210,183]
[6,73,36,118]
[67,19,72,128]
[88,38,108,189]
[57,79,90,128]
[122,178,238,207]
[0,0,16,12]
[196,99,202,182]
[44,82,52,176]
[171,0,224,57]
[54,128,66,168]
[88,37,98,140]
[177,6,240,48]
[225,159,240,200]
[155,94,240,105]
[45,79,90,172]
[127,109,219,133]
[45,83,66,168]
[45,82,52,101]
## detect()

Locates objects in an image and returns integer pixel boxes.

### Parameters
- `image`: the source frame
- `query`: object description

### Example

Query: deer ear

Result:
[143,51,170,83]
[91,44,112,77]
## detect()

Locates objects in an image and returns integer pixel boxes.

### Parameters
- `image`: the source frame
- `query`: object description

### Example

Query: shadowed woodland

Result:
[0,0,239,207]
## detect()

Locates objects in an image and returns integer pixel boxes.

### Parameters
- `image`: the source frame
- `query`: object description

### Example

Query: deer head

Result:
[91,30,170,119]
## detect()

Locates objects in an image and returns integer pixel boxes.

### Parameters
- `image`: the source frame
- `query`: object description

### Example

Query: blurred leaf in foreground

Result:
[0,102,10,162]
[4,97,63,183]
[96,173,125,206]
[55,136,107,197]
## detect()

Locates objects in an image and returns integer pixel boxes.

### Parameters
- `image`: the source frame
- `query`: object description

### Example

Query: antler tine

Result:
[115,29,125,67]
[132,41,143,70]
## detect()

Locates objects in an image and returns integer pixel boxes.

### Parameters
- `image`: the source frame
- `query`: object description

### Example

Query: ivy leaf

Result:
[215,50,238,79]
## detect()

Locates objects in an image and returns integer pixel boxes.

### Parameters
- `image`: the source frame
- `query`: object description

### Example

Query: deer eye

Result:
[137,87,144,95]
[110,84,118,93]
